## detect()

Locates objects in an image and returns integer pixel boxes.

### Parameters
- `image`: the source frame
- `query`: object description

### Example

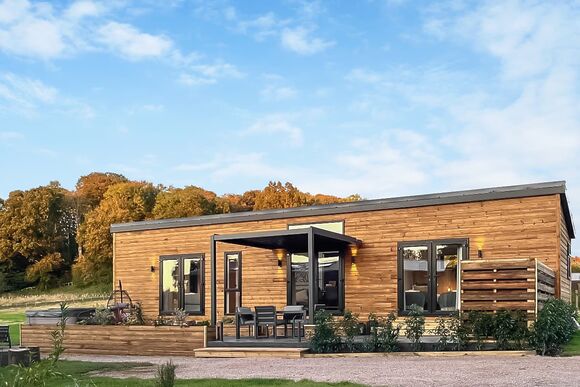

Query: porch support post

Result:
[307,227,316,324]
[210,235,217,327]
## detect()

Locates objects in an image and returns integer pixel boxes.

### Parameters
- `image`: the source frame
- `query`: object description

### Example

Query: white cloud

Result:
[64,0,104,20]
[179,62,244,86]
[96,22,173,60]
[260,85,297,101]
[0,130,23,141]
[280,26,334,55]
[244,115,303,146]
[0,73,94,117]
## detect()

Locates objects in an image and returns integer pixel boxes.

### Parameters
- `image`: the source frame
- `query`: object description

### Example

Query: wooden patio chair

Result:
[277,305,307,338]
[0,326,11,348]
[235,307,255,339]
[254,306,278,339]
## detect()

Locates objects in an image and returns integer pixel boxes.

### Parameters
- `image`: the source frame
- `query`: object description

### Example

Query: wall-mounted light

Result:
[150,265,156,273]
[274,248,286,268]
[477,249,483,259]
[349,244,359,265]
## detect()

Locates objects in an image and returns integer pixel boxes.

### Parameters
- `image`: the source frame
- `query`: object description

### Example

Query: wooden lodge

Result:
[109,181,575,327]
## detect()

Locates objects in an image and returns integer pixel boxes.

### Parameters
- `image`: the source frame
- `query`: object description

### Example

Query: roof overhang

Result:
[110,180,574,239]
[214,227,361,253]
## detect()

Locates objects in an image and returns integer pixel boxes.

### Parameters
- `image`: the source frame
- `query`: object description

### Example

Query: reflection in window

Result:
[183,258,202,313]
[402,246,429,311]
[435,245,461,311]
[225,252,241,315]
[318,252,340,310]
[160,255,204,314]
[161,259,179,313]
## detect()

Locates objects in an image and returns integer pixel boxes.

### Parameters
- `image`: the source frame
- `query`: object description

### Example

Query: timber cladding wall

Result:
[20,325,214,356]
[113,194,562,321]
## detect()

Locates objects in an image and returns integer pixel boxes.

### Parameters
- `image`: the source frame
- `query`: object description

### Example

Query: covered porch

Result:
[209,226,362,326]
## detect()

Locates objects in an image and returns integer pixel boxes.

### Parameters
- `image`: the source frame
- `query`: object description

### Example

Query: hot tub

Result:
[25,308,95,325]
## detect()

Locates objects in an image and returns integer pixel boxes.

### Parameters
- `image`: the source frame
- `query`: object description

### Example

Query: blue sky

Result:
[0,0,579,251]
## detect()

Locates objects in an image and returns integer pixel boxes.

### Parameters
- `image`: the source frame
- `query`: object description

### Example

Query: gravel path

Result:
[65,354,580,386]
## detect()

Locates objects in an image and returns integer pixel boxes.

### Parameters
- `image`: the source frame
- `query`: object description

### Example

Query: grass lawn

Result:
[0,360,362,387]
[562,330,580,356]
[0,310,24,345]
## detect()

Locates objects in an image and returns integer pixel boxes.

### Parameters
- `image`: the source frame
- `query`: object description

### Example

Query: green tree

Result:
[0,183,75,289]
[74,181,159,285]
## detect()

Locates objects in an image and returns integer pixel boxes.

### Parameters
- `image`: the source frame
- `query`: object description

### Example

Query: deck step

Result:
[194,347,309,358]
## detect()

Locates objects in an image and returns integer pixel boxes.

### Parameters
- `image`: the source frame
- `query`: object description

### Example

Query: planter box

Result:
[20,324,215,357]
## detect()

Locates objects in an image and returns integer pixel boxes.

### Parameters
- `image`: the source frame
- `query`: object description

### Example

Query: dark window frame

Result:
[567,241,572,280]
[223,251,242,315]
[286,249,346,315]
[159,253,205,316]
[397,238,468,316]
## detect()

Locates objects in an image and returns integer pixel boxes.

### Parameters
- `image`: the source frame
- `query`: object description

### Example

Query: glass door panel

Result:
[183,257,202,313]
[317,252,340,309]
[435,244,461,311]
[225,253,241,314]
[290,254,310,310]
[161,259,179,313]
[402,245,430,311]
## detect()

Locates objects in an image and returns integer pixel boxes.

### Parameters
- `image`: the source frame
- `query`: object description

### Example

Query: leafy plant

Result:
[125,302,145,325]
[364,312,400,352]
[468,311,494,350]
[173,309,188,327]
[531,299,578,356]
[155,360,176,387]
[340,310,360,352]
[194,320,211,326]
[221,316,235,324]
[83,308,114,325]
[154,315,169,326]
[309,309,341,353]
[431,316,451,351]
[493,310,529,350]
[447,312,469,351]
[404,305,425,351]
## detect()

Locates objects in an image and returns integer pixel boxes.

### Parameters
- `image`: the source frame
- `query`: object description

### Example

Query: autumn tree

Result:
[74,181,159,285]
[0,183,75,289]
[153,186,230,219]
[253,182,314,210]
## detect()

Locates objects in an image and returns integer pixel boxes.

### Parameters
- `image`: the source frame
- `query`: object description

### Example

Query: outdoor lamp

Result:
[478,249,483,258]
[349,244,359,264]
[274,248,286,268]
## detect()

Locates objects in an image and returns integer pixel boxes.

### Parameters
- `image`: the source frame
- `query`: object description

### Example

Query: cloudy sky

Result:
[0,0,578,250]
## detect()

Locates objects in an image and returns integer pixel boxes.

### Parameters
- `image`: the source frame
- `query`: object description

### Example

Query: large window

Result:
[398,239,467,314]
[160,254,204,315]
[224,252,242,315]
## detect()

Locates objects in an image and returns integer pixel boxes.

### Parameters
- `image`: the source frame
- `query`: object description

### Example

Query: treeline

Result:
[0,173,360,291]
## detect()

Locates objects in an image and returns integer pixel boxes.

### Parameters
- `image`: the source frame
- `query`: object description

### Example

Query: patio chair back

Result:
[255,306,276,325]
[236,307,255,324]
[281,305,306,321]
[0,326,11,348]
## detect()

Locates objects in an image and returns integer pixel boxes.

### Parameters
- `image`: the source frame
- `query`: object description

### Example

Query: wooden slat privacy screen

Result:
[460,258,555,318]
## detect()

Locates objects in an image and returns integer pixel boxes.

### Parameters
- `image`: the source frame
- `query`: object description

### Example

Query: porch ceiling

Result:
[213,226,361,252]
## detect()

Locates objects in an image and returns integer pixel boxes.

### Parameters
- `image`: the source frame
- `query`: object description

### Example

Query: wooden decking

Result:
[195,347,309,358]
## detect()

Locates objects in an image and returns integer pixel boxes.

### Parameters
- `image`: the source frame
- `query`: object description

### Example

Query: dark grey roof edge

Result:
[110,180,574,238]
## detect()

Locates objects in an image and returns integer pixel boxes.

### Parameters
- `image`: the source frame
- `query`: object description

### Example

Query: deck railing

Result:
[460,257,555,319]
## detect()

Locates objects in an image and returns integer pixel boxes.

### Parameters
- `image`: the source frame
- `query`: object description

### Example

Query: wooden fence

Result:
[21,324,215,356]
[460,258,555,318]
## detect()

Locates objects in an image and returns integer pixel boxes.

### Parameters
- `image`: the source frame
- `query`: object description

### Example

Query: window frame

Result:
[567,241,572,280]
[159,253,205,316]
[397,238,468,316]
[223,251,242,315]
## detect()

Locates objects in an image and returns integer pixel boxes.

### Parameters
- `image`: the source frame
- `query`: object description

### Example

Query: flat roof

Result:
[110,180,575,238]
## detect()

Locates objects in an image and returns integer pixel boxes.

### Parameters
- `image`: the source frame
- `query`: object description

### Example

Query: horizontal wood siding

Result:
[20,325,213,356]
[114,194,561,321]
[537,261,556,311]
[558,200,572,301]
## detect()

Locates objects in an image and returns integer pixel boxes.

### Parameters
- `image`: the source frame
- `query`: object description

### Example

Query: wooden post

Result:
[210,235,217,327]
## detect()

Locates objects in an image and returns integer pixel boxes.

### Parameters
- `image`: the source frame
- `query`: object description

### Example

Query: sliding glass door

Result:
[160,254,204,315]
[398,239,466,314]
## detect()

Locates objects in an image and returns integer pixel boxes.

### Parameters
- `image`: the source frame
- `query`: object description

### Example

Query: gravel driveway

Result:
[65,354,580,386]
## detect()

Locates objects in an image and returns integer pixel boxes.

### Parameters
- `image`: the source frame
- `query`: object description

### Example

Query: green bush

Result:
[155,360,176,387]
[340,310,360,352]
[448,312,469,351]
[404,305,425,351]
[309,309,341,353]
[431,316,451,351]
[493,310,529,350]
[468,311,494,350]
[364,312,400,352]
[531,299,578,356]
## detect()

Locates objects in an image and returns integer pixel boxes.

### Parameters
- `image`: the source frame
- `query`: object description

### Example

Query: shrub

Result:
[125,302,145,325]
[173,309,188,327]
[309,309,341,353]
[155,360,176,387]
[468,311,494,350]
[447,312,469,351]
[531,299,578,356]
[431,316,451,351]
[83,308,114,325]
[493,310,529,350]
[364,312,400,352]
[340,310,360,352]
[404,305,425,351]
